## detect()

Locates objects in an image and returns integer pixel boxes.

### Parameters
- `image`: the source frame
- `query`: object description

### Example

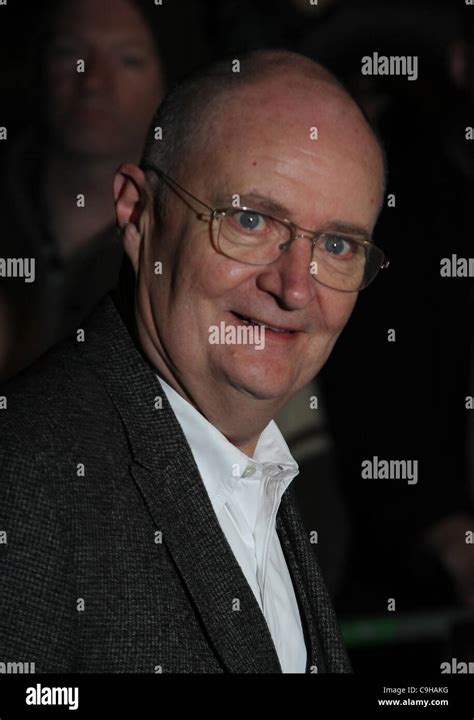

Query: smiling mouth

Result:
[231,311,296,334]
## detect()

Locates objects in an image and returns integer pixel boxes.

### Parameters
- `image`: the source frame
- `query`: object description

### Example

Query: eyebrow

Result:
[214,191,372,240]
[215,192,293,219]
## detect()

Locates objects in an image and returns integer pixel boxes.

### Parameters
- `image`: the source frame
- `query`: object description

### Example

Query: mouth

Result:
[231,311,298,335]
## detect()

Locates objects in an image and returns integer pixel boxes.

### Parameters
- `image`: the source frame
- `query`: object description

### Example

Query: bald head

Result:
[141,50,386,221]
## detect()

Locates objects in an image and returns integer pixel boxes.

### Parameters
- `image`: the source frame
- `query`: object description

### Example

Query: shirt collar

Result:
[158,376,299,515]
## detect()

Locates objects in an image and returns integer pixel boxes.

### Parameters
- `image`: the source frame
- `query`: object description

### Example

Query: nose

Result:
[255,235,316,310]
[80,50,112,94]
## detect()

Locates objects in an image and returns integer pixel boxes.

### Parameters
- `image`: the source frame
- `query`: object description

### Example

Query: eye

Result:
[320,235,356,258]
[234,210,267,233]
[122,55,146,68]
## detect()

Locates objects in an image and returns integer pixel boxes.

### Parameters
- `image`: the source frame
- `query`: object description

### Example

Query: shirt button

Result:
[242,463,257,478]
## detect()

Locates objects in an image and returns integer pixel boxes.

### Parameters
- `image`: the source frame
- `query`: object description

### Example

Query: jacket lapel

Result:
[277,486,352,673]
[130,457,282,673]
[276,490,327,673]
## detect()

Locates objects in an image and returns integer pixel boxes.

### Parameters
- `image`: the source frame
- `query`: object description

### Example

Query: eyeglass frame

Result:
[141,163,390,292]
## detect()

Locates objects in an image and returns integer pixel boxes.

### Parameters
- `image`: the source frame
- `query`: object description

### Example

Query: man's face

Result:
[44,0,164,158]
[140,74,384,407]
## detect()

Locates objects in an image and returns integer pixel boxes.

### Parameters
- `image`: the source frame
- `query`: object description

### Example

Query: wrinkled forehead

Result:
[216,74,375,156]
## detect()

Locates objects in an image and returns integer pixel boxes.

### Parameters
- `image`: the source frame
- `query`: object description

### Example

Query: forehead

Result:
[193,74,384,225]
[52,0,151,41]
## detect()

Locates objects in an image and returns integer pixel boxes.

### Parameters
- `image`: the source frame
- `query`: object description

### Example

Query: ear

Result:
[113,162,153,274]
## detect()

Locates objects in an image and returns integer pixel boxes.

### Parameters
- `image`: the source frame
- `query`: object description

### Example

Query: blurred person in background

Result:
[0,0,206,381]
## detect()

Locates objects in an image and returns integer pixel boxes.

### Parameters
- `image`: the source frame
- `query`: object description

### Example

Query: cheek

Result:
[151,240,212,324]
[176,235,254,301]
[151,223,262,330]
[316,289,357,335]
[46,68,76,105]
[118,72,162,111]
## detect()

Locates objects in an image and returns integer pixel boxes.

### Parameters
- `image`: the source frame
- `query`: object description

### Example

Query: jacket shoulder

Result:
[0,335,128,501]
[1,336,118,446]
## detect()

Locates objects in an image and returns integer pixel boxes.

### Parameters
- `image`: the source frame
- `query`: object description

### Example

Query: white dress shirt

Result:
[159,377,308,673]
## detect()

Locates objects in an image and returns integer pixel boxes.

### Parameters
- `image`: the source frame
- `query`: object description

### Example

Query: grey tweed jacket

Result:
[0,295,351,673]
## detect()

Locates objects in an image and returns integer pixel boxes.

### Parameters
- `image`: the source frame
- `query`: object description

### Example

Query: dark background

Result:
[0,0,473,674]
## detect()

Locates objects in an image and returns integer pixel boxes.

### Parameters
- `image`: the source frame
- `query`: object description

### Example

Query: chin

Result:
[60,130,124,158]
[235,381,290,402]
[225,358,296,402]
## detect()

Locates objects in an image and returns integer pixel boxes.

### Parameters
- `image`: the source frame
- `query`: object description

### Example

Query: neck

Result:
[43,143,142,253]
[169,376,273,458]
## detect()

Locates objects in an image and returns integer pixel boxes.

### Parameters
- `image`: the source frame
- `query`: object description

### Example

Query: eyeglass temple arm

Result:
[141,164,215,215]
